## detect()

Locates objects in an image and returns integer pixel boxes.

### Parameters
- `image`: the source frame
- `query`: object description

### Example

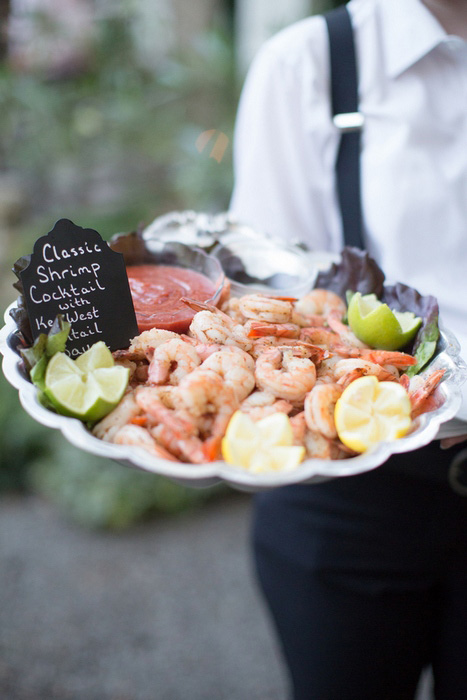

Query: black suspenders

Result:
[324,5,365,249]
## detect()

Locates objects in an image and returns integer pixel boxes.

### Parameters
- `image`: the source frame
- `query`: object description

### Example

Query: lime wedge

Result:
[44,349,129,422]
[75,341,115,372]
[347,292,422,350]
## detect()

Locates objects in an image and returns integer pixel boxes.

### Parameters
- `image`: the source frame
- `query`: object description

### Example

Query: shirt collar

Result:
[378,0,449,78]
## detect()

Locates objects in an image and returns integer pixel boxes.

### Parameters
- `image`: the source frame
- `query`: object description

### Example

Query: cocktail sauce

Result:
[126,264,218,333]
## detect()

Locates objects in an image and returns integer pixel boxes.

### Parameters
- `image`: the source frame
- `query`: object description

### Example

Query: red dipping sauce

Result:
[126,264,219,333]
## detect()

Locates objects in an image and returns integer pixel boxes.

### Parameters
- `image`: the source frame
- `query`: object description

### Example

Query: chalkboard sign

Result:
[20,219,139,356]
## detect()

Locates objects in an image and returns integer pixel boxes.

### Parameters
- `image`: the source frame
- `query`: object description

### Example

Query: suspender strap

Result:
[324,6,365,249]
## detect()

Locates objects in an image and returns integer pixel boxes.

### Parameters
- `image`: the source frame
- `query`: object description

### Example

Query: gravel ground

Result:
[0,492,289,700]
[0,492,433,700]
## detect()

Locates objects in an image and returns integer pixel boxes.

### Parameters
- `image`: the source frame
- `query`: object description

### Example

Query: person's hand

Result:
[440,434,467,449]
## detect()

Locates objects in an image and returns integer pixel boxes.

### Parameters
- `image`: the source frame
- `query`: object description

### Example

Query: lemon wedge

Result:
[222,411,305,473]
[334,375,412,453]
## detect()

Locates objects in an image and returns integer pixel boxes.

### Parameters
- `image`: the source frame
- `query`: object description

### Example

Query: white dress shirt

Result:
[230,0,467,425]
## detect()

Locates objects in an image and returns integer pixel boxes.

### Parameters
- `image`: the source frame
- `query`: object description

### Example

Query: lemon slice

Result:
[44,348,129,422]
[221,410,305,472]
[347,292,422,350]
[334,375,412,453]
[249,446,306,474]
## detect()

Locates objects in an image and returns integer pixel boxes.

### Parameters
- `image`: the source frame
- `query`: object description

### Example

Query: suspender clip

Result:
[333,111,364,132]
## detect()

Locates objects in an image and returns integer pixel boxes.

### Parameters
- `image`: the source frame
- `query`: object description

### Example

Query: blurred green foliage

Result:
[28,434,225,531]
[0,5,236,528]
[0,8,237,227]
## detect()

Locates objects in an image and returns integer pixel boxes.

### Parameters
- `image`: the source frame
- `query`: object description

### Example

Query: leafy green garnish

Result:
[20,315,71,396]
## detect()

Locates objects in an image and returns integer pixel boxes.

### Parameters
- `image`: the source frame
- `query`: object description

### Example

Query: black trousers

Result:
[252,442,467,700]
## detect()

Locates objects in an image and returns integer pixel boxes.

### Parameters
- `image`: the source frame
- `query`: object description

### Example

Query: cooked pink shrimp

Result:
[304,430,346,460]
[150,423,207,464]
[278,343,329,365]
[409,369,446,419]
[290,411,307,445]
[300,327,354,356]
[183,299,253,352]
[238,294,295,324]
[221,296,246,323]
[112,424,180,461]
[326,309,369,348]
[135,386,198,437]
[304,383,342,440]
[245,320,301,339]
[315,356,342,384]
[357,349,417,368]
[255,346,317,402]
[92,391,141,442]
[148,338,201,385]
[177,368,239,440]
[294,289,347,325]
[240,390,293,421]
[128,328,180,360]
[201,348,255,402]
[250,336,324,360]
[180,336,225,361]
[290,412,350,459]
[333,358,399,386]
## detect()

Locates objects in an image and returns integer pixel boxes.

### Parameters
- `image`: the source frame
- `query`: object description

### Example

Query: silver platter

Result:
[2,210,467,490]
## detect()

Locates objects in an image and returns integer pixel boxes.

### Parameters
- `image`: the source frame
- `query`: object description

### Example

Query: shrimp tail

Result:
[246,321,300,339]
[410,369,446,418]
[203,435,223,462]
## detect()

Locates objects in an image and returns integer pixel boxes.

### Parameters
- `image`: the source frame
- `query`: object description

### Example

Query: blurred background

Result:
[3,3,431,700]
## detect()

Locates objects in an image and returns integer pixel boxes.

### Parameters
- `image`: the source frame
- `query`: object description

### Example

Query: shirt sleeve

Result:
[229,19,342,251]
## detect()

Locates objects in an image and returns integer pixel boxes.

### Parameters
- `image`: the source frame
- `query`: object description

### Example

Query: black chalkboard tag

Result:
[20,219,139,357]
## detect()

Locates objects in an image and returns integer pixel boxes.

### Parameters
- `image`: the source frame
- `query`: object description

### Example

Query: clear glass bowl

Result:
[127,241,225,333]
[212,236,316,298]
[142,210,321,299]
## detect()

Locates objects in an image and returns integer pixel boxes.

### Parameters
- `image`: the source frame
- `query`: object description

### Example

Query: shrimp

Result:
[409,369,446,418]
[201,348,255,402]
[183,299,252,352]
[255,346,317,402]
[148,338,201,385]
[240,390,294,421]
[290,411,307,445]
[304,383,342,439]
[112,424,179,461]
[245,320,301,339]
[333,358,398,387]
[128,328,180,360]
[135,386,198,437]
[304,430,346,460]
[221,295,246,323]
[180,336,225,361]
[92,391,141,442]
[177,369,239,457]
[149,423,207,464]
[250,336,322,360]
[294,289,346,325]
[300,327,354,356]
[290,411,349,459]
[315,355,342,384]
[357,349,417,368]
[326,309,369,349]
[238,294,295,324]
